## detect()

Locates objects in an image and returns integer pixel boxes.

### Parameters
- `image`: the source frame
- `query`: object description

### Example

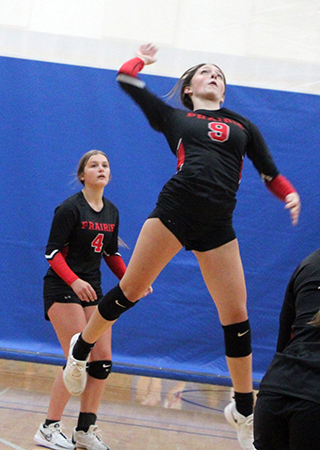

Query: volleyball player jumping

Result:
[63,45,300,450]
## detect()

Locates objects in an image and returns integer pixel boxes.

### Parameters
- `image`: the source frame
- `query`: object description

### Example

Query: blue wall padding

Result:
[0,55,319,388]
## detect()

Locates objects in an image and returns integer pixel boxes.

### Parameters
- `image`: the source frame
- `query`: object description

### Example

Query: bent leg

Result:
[82,218,183,344]
[47,303,88,420]
[120,218,183,299]
[80,306,112,414]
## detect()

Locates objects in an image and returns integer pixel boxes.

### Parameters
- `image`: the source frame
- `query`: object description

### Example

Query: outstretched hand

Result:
[136,43,158,65]
[285,192,301,226]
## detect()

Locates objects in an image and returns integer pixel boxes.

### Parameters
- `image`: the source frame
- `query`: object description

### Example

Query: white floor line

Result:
[0,438,26,450]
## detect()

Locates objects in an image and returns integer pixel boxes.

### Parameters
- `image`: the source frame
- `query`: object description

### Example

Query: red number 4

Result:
[208,122,229,142]
[91,233,104,253]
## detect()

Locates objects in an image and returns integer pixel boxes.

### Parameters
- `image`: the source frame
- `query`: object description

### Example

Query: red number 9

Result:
[208,122,229,142]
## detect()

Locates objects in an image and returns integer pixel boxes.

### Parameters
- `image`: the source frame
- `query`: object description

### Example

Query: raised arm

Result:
[117,44,173,133]
[136,43,158,65]
[118,43,157,78]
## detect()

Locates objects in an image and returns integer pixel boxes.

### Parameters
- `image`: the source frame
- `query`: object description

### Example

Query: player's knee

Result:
[222,319,252,357]
[87,360,112,380]
[98,284,137,321]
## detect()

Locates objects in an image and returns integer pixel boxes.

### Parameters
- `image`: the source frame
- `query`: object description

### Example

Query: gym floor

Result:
[0,359,242,450]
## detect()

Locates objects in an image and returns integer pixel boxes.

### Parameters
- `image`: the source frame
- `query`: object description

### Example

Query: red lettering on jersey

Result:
[81,221,115,231]
[91,233,104,253]
[187,111,245,130]
[224,118,245,130]
[208,122,230,142]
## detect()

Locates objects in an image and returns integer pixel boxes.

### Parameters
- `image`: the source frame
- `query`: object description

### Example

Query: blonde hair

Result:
[308,309,320,326]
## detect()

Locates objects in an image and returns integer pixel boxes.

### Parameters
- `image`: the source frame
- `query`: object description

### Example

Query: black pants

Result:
[254,392,320,450]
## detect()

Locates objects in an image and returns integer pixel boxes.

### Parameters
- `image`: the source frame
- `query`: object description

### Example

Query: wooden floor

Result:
[0,359,241,450]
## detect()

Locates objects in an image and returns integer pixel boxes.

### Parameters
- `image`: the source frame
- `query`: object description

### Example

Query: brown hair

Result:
[77,149,128,248]
[77,150,110,185]
[167,63,226,110]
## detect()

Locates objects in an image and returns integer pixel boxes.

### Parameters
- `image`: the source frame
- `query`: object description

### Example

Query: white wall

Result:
[0,0,319,94]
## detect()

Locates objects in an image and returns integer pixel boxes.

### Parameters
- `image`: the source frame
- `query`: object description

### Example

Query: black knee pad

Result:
[98,284,137,321]
[222,319,252,357]
[87,360,112,380]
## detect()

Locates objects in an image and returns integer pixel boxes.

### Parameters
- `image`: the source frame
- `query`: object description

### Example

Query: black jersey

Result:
[258,249,320,404]
[118,75,279,225]
[45,191,120,288]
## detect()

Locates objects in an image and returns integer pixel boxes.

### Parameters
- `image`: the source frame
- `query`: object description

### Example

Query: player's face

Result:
[81,154,110,187]
[185,64,225,104]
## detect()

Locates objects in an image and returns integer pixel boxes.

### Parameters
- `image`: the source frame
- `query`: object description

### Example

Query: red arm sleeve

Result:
[103,254,126,280]
[265,174,297,201]
[48,252,79,286]
[118,57,145,77]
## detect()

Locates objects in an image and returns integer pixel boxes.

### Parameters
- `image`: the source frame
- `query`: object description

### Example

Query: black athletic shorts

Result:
[254,392,320,450]
[43,276,102,321]
[148,206,236,252]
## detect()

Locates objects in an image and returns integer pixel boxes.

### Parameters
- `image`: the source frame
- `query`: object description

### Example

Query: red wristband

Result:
[118,57,145,78]
[265,174,296,202]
